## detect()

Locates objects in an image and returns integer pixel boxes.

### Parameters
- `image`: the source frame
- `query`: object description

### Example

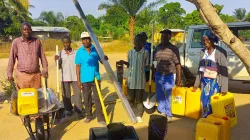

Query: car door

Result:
[185,28,206,76]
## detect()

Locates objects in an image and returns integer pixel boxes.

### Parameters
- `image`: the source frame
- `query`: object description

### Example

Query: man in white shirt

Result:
[55,36,84,118]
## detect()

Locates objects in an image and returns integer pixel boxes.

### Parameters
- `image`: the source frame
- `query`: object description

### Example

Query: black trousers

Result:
[61,81,83,112]
[82,82,104,122]
[145,70,155,82]
[127,88,144,117]
[145,71,150,82]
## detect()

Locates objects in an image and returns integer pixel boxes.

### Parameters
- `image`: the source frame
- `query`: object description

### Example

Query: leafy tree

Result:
[158,2,186,29]
[4,16,22,36]
[31,19,47,26]
[233,8,247,21]
[38,11,64,26]
[0,0,12,35]
[2,0,32,37]
[63,16,85,41]
[5,0,32,22]
[136,8,156,27]
[220,14,235,23]
[213,4,223,15]
[184,10,204,26]
[102,5,128,27]
[98,0,166,44]
[86,14,101,30]
[213,4,235,23]
[245,12,250,22]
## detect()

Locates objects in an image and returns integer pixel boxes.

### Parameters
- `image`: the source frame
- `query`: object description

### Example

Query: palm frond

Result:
[233,8,246,21]
[98,2,113,10]
[29,4,34,8]
[120,0,146,16]
[110,0,119,5]
[146,0,166,9]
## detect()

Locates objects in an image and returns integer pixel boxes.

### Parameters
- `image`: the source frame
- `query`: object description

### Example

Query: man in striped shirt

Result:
[7,22,48,89]
[154,29,182,122]
[119,34,149,123]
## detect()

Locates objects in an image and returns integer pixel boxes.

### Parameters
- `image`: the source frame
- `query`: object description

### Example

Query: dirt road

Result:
[0,53,250,140]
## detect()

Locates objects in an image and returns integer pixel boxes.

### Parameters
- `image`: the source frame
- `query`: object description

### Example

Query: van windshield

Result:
[190,26,250,49]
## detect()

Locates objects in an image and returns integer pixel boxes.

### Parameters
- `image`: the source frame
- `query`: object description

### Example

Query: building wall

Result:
[154,32,184,44]
[32,32,69,40]
[172,32,184,42]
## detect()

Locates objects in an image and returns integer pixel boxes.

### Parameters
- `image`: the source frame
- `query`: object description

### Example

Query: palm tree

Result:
[4,0,33,21]
[245,12,250,22]
[38,11,64,26]
[98,0,166,44]
[233,8,246,22]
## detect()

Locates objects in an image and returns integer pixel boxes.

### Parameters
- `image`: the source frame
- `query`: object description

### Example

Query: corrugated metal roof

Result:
[31,26,70,33]
[189,22,250,29]
[169,29,184,32]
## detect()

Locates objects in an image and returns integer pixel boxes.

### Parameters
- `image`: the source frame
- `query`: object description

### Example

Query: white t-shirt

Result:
[199,49,218,72]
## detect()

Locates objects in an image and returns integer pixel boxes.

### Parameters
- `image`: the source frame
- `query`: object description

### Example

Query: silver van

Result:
[180,22,250,85]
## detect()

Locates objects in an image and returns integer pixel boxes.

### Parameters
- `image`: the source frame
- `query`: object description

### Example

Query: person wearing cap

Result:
[140,32,154,82]
[54,36,84,118]
[75,32,108,125]
[154,29,182,122]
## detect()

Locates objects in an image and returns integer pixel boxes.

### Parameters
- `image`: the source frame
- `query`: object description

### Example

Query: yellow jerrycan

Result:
[17,88,38,115]
[196,118,222,140]
[171,86,187,116]
[122,78,128,96]
[185,88,202,119]
[207,114,231,140]
[210,92,237,127]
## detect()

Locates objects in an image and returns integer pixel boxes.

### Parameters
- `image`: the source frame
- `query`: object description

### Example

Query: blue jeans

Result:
[155,72,175,117]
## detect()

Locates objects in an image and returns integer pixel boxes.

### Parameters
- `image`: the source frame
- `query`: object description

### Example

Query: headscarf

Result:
[202,30,219,43]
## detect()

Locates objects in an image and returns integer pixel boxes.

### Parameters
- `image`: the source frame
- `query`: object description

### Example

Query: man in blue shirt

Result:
[75,32,108,125]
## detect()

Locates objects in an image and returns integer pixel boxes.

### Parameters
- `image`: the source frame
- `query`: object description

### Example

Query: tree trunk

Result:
[129,16,135,45]
[187,0,250,75]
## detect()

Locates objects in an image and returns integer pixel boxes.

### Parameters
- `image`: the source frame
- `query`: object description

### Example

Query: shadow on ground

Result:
[132,102,250,140]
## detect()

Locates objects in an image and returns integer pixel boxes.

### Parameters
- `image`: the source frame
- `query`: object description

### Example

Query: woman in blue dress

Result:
[193,30,228,118]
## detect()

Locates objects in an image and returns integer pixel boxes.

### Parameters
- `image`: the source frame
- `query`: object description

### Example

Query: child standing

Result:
[119,34,149,123]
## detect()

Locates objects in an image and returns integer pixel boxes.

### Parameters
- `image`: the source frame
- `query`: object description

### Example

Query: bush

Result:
[0,42,11,53]
[0,78,13,97]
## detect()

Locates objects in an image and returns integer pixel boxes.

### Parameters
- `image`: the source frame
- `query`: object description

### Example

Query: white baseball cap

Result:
[80,32,90,39]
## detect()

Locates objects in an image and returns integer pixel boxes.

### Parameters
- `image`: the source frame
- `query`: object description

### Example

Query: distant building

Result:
[169,29,185,42]
[31,26,70,40]
[155,29,185,44]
